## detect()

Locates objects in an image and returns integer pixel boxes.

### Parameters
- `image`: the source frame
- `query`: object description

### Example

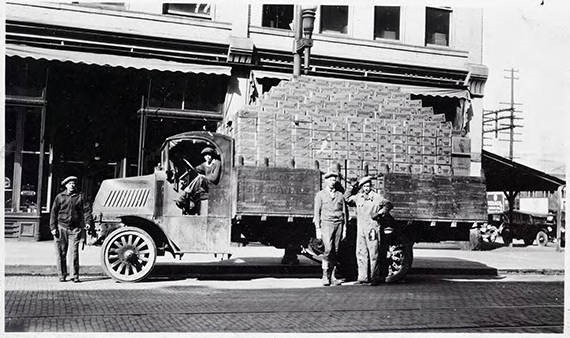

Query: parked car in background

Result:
[488,210,555,246]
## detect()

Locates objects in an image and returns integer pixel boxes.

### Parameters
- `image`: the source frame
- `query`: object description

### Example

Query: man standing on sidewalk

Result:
[313,172,347,286]
[345,176,389,285]
[50,176,94,283]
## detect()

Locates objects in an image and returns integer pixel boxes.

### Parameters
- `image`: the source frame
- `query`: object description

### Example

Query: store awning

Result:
[249,71,469,99]
[482,150,566,192]
[251,70,293,81]
[399,84,470,100]
[6,44,232,75]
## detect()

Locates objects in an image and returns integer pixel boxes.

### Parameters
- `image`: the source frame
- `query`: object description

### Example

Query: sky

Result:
[480,0,570,175]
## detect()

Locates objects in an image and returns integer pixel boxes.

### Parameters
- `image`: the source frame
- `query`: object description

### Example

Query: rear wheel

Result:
[101,226,157,282]
[536,231,549,247]
[384,235,413,283]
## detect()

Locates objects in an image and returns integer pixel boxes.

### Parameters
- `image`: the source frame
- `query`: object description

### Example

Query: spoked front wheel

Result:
[101,226,157,282]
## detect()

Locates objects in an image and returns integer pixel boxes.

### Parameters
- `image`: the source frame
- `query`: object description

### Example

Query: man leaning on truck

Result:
[313,171,347,286]
[345,176,390,285]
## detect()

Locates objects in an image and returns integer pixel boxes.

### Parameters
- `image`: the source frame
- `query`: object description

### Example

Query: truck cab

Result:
[92,131,234,282]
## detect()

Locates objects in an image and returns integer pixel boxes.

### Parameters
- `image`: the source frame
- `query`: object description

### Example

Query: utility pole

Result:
[482,68,523,160]
[506,68,517,160]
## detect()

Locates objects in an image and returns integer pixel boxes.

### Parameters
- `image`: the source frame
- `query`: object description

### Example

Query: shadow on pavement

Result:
[148,260,321,281]
[411,257,498,276]
[141,256,500,282]
[479,241,506,250]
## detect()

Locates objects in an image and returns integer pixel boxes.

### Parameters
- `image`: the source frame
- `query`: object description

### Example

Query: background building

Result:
[4,1,487,239]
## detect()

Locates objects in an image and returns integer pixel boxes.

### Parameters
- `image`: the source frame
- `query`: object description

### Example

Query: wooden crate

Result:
[436,155,451,165]
[452,136,471,155]
[451,156,471,169]
[392,134,406,144]
[408,154,423,165]
[423,155,436,165]
[434,164,452,176]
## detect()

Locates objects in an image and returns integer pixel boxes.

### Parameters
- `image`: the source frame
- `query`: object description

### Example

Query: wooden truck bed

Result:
[234,166,321,218]
[382,173,487,222]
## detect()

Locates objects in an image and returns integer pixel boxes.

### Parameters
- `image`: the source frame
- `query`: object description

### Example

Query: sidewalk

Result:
[3,239,565,277]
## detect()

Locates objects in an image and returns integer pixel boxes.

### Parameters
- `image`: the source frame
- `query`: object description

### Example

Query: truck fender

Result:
[118,215,174,255]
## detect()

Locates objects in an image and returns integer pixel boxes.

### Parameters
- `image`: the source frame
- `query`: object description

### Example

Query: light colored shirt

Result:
[345,190,384,228]
[196,159,221,184]
[313,189,347,228]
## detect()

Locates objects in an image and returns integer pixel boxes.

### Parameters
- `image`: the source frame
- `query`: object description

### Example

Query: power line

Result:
[482,68,523,160]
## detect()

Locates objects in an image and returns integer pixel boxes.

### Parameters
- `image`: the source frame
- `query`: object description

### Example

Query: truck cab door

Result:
[160,132,233,254]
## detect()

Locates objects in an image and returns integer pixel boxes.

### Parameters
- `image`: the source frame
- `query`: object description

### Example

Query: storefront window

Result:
[4,105,47,214]
[320,5,348,34]
[21,154,39,213]
[163,3,212,19]
[5,153,15,212]
[148,73,227,112]
[425,7,451,46]
[23,110,41,151]
[262,5,294,29]
[148,73,185,109]
[374,6,400,40]
[6,59,47,98]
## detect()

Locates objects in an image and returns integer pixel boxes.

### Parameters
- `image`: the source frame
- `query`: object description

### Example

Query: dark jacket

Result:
[49,191,93,231]
[370,199,395,227]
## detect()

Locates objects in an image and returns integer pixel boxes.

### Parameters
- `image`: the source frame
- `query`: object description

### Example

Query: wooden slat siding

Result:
[236,167,320,217]
[4,219,19,238]
[384,173,487,221]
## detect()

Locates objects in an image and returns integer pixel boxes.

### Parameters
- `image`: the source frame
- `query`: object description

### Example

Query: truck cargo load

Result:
[223,76,487,235]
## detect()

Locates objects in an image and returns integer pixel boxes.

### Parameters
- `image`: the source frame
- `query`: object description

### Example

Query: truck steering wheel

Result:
[182,158,198,174]
[178,158,199,185]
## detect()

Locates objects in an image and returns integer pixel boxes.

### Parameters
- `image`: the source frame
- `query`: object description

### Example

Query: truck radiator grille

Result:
[103,189,150,208]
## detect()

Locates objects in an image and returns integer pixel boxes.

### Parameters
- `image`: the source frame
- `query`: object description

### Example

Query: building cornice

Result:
[6,1,232,45]
[6,1,487,91]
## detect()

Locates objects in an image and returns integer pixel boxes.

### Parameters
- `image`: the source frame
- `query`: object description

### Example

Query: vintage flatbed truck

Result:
[91,77,487,283]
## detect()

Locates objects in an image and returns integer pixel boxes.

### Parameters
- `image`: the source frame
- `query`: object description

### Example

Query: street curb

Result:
[496,269,565,275]
[4,264,565,277]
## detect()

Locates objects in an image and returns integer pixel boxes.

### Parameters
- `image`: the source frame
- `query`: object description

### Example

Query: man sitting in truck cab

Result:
[175,146,221,215]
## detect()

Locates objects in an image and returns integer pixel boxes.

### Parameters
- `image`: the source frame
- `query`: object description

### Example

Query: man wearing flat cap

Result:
[176,146,221,215]
[50,176,93,283]
[345,175,391,285]
[313,171,348,286]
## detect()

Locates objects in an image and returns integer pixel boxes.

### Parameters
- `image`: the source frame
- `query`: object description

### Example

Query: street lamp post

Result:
[293,6,317,77]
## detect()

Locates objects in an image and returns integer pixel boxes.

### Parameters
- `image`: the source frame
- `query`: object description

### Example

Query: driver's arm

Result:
[205,160,221,184]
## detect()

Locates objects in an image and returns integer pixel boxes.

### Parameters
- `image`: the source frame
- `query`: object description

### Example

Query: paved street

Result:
[5,274,563,333]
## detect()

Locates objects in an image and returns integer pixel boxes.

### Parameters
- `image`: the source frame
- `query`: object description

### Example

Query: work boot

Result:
[187,200,195,212]
[321,270,331,286]
[281,255,300,265]
[354,280,370,285]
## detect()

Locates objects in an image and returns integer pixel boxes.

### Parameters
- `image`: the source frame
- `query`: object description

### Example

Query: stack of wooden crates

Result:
[230,76,471,180]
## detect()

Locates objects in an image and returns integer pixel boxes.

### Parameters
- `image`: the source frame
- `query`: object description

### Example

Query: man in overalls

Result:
[345,176,390,285]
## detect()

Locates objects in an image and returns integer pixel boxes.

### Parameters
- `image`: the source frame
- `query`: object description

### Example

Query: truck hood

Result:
[93,174,156,220]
